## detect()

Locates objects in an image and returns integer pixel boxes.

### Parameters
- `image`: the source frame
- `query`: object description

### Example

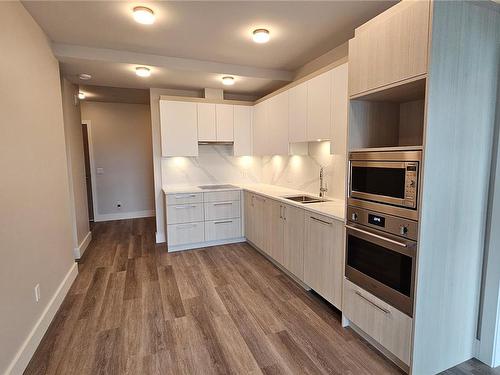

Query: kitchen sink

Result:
[282,195,328,204]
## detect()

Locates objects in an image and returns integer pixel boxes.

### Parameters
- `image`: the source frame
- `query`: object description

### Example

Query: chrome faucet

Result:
[319,167,328,198]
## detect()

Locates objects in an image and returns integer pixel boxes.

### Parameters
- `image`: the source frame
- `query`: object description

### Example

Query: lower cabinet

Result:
[282,204,305,280]
[343,279,412,365]
[244,192,268,251]
[304,212,344,309]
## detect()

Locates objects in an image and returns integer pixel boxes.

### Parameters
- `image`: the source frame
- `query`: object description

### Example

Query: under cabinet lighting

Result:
[78,73,92,80]
[133,6,155,25]
[253,29,270,44]
[78,92,85,100]
[135,66,151,77]
[222,76,235,86]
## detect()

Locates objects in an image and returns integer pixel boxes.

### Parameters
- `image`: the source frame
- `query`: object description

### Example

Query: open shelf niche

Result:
[348,77,426,150]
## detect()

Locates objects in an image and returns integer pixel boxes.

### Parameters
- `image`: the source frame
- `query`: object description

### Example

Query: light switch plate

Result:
[96,167,104,175]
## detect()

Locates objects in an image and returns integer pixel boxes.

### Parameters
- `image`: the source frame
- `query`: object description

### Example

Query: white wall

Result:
[0,3,77,373]
[61,78,91,258]
[81,102,154,221]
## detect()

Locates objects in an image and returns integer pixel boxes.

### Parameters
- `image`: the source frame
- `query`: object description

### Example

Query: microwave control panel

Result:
[404,163,418,207]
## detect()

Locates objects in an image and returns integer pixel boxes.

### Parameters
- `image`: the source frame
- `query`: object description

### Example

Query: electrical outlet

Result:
[34,284,40,302]
[116,200,122,209]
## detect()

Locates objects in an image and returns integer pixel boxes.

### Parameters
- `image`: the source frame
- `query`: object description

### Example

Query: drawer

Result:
[167,222,204,246]
[203,190,240,203]
[343,279,412,365]
[167,203,203,224]
[167,192,202,205]
[205,218,242,241]
[204,200,241,221]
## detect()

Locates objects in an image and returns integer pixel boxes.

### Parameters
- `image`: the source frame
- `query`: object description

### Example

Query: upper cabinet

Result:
[330,63,348,155]
[233,105,252,156]
[348,0,430,97]
[288,82,308,143]
[266,91,290,155]
[197,103,234,142]
[252,101,268,156]
[160,100,198,157]
[216,104,234,142]
[307,70,332,141]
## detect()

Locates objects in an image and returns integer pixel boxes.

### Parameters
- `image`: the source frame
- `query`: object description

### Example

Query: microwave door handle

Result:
[345,225,408,248]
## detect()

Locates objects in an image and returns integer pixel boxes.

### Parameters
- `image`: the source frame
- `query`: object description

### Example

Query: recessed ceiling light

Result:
[78,73,92,80]
[78,92,85,100]
[133,6,155,25]
[222,76,235,86]
[135,66,151,77]
[253,29,270,44]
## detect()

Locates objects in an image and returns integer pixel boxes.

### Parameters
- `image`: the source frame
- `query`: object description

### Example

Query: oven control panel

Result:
[348,206,418,241]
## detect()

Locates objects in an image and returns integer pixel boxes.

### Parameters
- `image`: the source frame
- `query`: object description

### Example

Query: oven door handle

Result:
[345,225,409,248]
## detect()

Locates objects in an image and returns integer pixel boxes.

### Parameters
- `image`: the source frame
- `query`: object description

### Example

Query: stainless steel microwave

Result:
[348,150,421,219]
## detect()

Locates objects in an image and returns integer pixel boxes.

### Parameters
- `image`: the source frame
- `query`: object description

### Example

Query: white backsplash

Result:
[161,142,346,200]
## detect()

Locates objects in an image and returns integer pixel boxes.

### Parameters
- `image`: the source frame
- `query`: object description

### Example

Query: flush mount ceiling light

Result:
[78,73,92,80]
[252,28,270,44]
[222,76,235,86]
[78,92,85,100]
[133,6,155,25]
[135,66,151,77]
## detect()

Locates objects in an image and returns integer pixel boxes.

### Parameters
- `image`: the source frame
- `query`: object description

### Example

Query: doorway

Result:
[82,123,94,223]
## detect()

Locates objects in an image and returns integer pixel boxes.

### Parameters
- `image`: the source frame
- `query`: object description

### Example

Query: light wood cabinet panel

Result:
[288,82,308,143]
[204,200,241,221]
[348,0,430,96]
[167,203,204,224]
[205,218,241,241]
[307,70,332,141]
[197,102,216,141]
[244,192,255,243]
[283,204,305,280]
[252,102,268,156]
[304,213,343,309]
[216,104,234,141]
[203,190,240,203]
[330,63,348,155]
[343,279,412,365]
[160,100,198,157]
[167,222,204,246]
[167,192,203,205]
[266,91,290,155]
[269,200,285,265]
[233,105,252,156]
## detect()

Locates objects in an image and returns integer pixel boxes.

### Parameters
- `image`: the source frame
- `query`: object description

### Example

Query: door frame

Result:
[81,120,99,223]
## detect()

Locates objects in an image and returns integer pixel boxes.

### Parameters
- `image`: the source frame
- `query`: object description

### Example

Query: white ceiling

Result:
[24,1,396,97]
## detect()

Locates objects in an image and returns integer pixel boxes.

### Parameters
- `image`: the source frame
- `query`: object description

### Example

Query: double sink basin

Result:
[282,195,328,204]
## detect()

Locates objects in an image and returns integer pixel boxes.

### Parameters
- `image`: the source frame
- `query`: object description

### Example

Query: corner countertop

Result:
[163,183,345,222]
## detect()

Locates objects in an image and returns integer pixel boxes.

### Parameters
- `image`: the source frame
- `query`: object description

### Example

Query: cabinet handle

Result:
[310,216,331,225]
[177,224,196,230]
[283,206,287,221]
[214,220,233,224]
[175,194,196,199]
[214,202,233,206]
[355,291,390,315]
[175,205,197,209]
[279,205,283,219]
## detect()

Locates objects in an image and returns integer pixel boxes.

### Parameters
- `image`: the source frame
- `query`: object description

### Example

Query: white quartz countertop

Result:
[163,183,345,221]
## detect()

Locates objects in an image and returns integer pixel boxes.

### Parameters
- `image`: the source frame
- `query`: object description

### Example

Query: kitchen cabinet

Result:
[330,63,348,155]
[304,212,343,309]
[252,102,268,156]
[288,82,308,143]
[348,0,430,97]
[283,204,305,280]
[197,103,217,141]
[266,91,289,155]
[307,70,332,141]
[244,192,255,242]
[245,193,268,251]
[160,100,198,157]
[216,104,234,141]
[269,199,285,265]
[233,105,252,156]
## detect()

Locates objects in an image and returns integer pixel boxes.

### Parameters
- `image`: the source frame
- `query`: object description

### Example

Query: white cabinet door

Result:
[267,91,289,155]
[160,100,198,157]
[197,103,216,141]
[252,101,268,156]
[233,105,252,156]
[216,104,234,141]
[289,82,308,143]
[307,70,332,141]
[330,63,348,155]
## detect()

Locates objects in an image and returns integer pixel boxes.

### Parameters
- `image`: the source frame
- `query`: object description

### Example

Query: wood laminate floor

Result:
[24,218,497,375]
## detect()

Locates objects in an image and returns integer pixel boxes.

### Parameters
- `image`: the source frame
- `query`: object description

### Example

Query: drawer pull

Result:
[213,202,233,206]
[176,224,197,230]
[310,216,332,226]
[214,220,233,224]
[355,291,391,315]
[175,205,197,209]
[174,194,197,199]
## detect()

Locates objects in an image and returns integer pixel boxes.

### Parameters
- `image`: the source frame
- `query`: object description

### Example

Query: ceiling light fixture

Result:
[222,76,235,86]
[135,66,151,77]
[253,28,270,44]
[78,73,92,80]
[133,6,155,25]
[78,92,85,100]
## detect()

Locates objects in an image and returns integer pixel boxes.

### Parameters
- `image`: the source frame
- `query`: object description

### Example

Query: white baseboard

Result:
[73,231,92,259]
[156,231,166,244]
[6,262,78,375]
[94,210,155,222]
